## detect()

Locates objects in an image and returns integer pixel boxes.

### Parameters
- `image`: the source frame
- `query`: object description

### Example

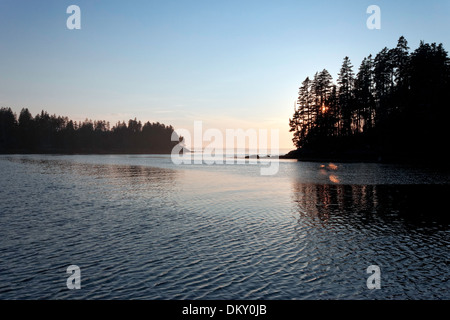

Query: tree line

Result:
[0,108,179,154]
[289,36,450,162]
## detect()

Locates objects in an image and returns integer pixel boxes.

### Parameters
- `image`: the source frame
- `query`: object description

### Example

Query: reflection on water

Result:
[0,155,448,300]
[9,156,180,184]
[290,181,449,300]
[328,175,340,183]
[293,182,449,228]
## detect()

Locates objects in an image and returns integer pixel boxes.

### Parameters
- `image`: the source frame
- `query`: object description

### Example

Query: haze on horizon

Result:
[0,0,449,149]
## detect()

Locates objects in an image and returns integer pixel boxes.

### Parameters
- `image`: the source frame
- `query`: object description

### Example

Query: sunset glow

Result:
[329,175,340,183]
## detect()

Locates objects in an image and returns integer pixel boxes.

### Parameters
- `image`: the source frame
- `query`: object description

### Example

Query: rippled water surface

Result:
[0,155,448,299]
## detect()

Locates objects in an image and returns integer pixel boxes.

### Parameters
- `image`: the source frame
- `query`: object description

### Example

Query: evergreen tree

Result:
[0,109,178,154]
[355,55,375,132]
[289,36,450,163]
[337,56,355,136]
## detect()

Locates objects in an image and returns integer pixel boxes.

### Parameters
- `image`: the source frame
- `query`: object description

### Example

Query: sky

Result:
[0,0,449,149]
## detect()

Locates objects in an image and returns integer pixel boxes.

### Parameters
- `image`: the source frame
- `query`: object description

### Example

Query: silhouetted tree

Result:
[337,56,355,136]
[290,36,450,163]
[0,109,179,154]
[354,55,375,132]
[0,108,17,151]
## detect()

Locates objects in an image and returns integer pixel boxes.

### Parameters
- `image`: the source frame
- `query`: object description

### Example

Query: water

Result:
[0,154,448,300]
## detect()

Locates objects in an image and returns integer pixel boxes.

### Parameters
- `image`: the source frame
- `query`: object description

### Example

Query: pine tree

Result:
[289,36,450,162]
[355,55,375,132]
[337,56,355,136]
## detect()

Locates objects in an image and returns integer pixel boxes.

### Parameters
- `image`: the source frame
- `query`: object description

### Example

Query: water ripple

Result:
[0,155,448,300]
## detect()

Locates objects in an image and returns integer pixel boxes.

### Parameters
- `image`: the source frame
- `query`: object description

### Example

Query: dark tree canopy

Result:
[289,36,450,163]
[0,108,179,154]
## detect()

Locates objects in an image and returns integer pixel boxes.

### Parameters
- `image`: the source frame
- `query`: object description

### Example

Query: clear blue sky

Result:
[0,0,449,149]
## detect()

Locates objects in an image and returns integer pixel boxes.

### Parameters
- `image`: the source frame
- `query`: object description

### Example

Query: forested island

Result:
[288,37,450,163]
[0,108,178,154]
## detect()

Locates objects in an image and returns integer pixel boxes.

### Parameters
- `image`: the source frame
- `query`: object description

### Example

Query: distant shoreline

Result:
[279,149,379,162]
[0,150,173,156]
[279,148,449,167]
[2,149,448,168]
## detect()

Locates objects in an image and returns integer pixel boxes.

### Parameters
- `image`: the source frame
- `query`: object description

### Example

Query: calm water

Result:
[0,154,448,300]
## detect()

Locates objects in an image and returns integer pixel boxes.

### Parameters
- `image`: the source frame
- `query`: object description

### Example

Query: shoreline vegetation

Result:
[0,109,179,155]
[288,36,450,166]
